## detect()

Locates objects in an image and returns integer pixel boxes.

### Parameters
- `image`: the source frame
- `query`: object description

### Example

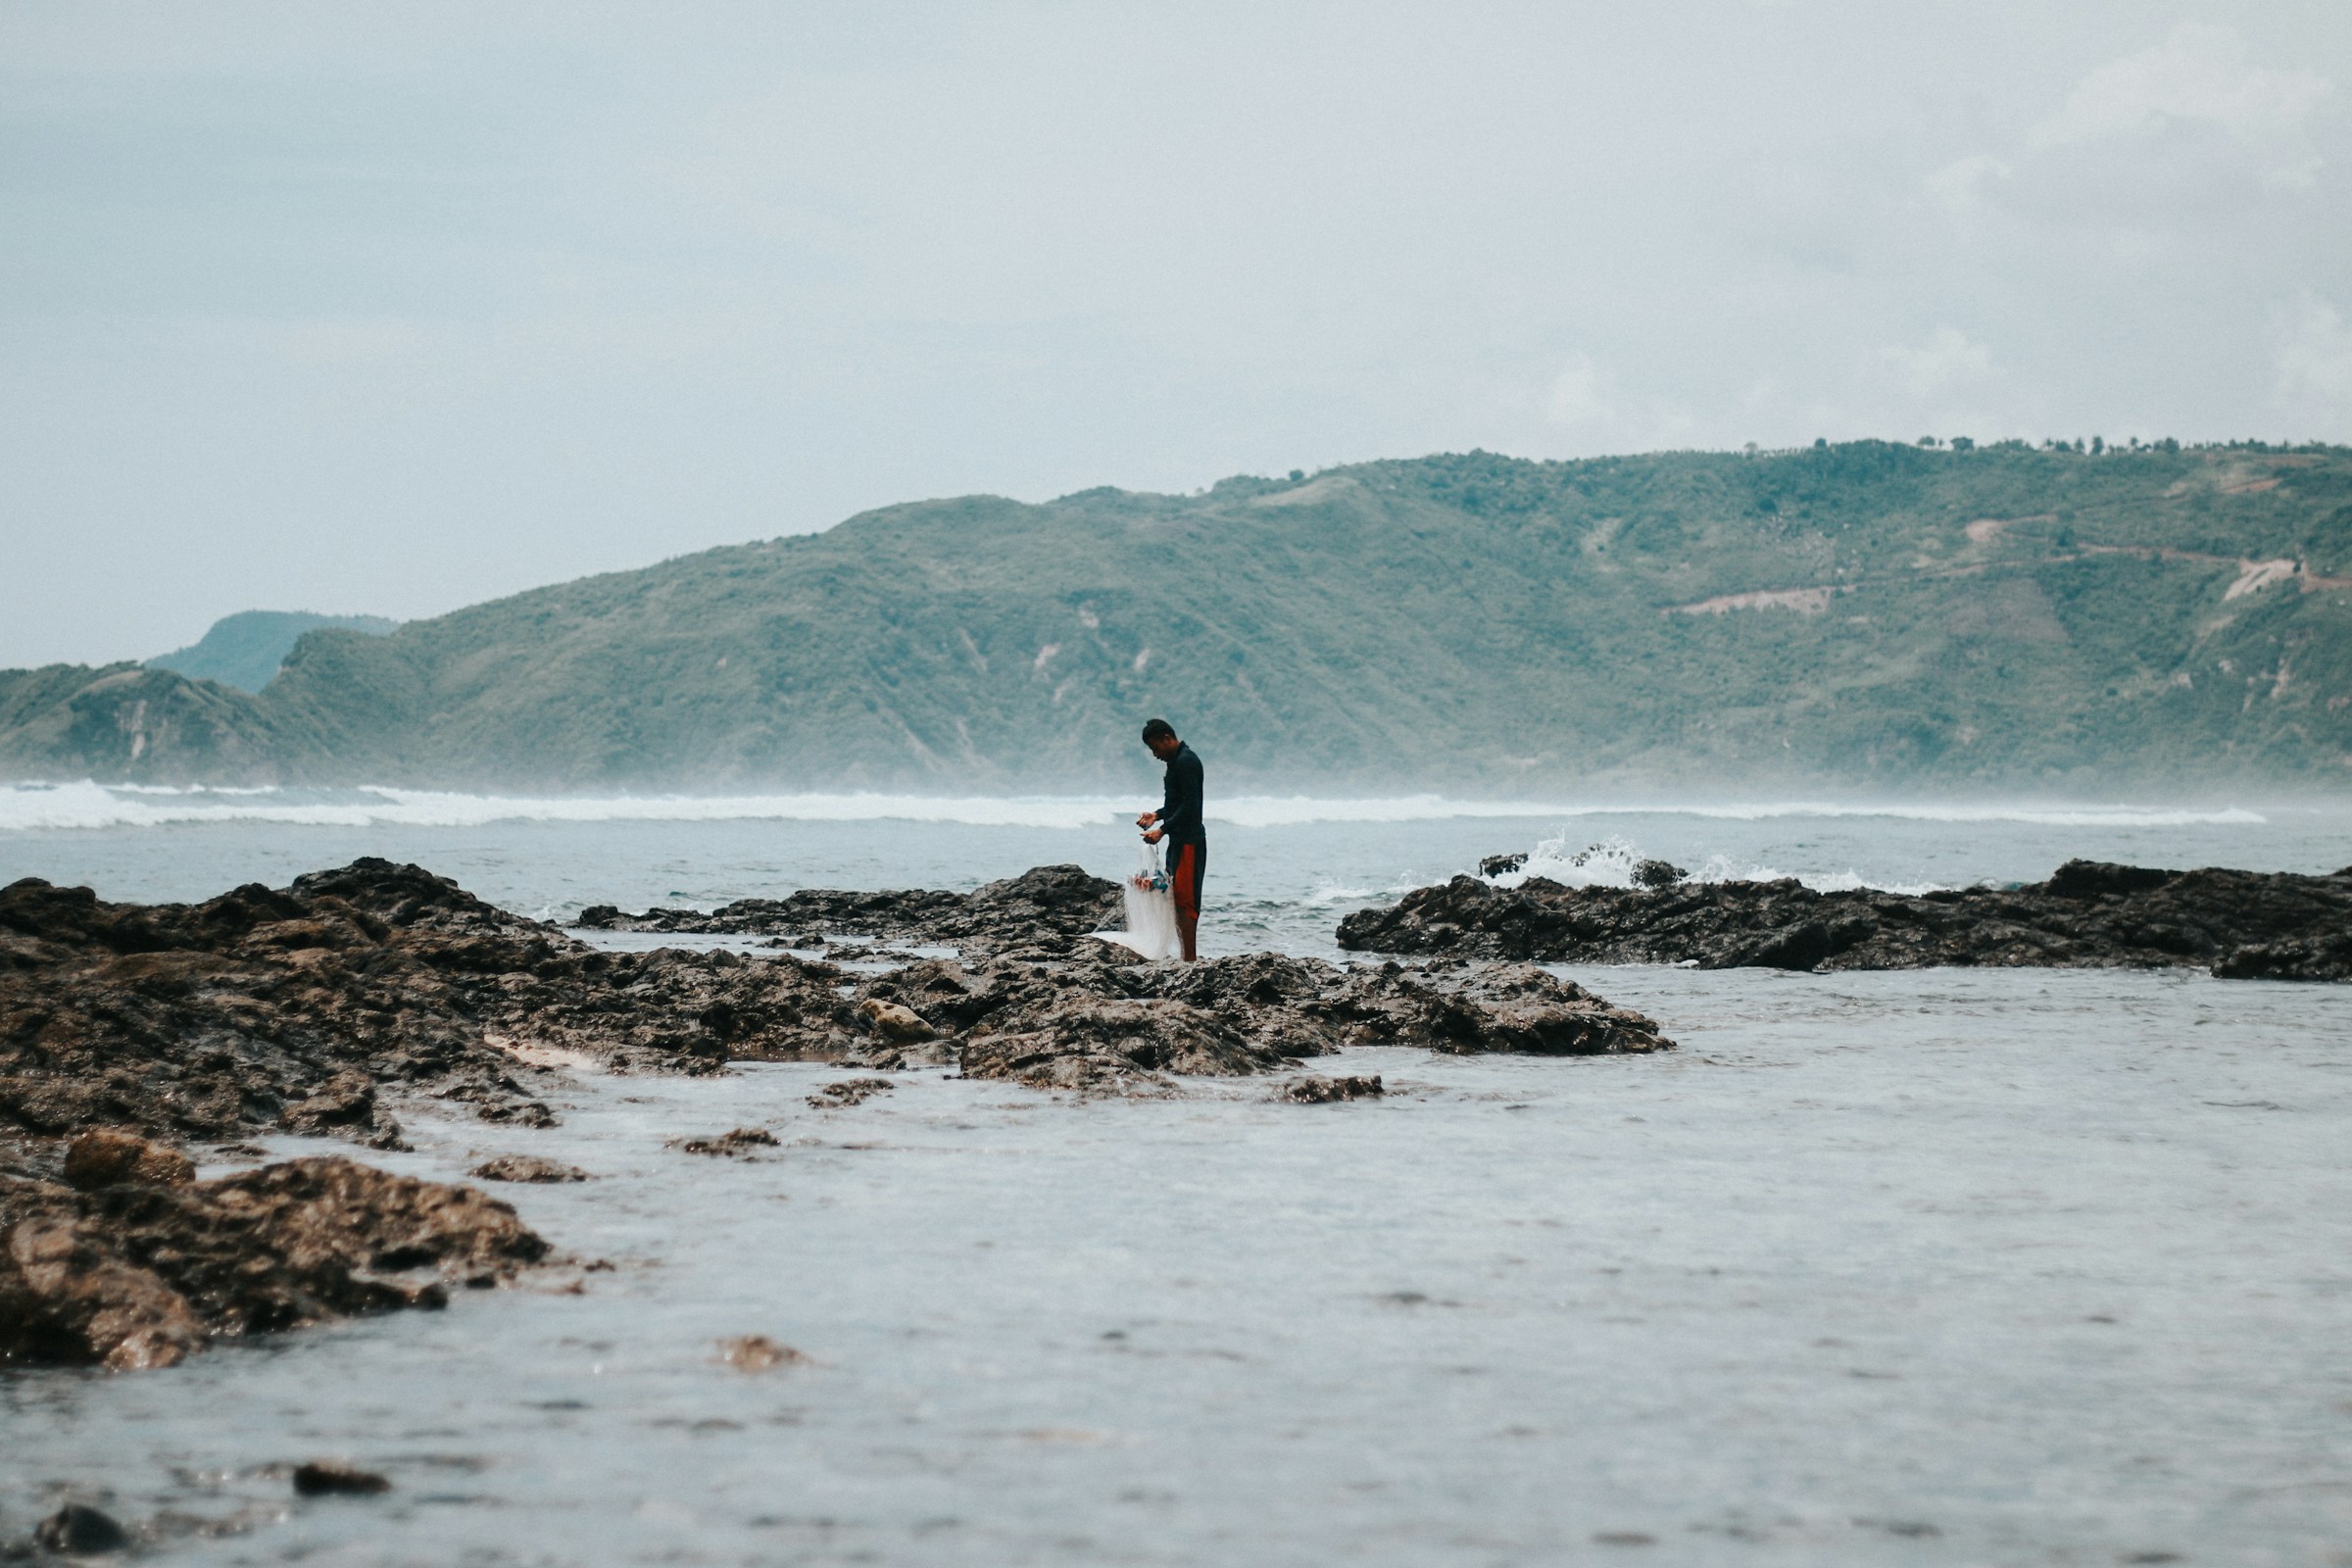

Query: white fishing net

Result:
[1095,840,1181,959]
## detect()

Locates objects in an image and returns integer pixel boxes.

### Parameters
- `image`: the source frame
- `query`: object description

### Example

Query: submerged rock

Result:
[34,1503,131,1554]
[468,1154,591,1184]
[1338,858,2352,978]
[291,1462,392,1497]
[1276,1074,1385,1102]
[674,1127,778,1158]
[718,1334,810,1372]
[808,1078,895,1108]
[0,1155,547,1370]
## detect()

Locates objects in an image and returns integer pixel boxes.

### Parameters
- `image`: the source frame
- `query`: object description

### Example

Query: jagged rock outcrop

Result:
[0,858,1681,1145]
[574,864,1122,955]
[861,948,1669,1092]
[1336,858,2352,978]
[0,858,916,1155]
[0,1155,547,1369]
[0,858,1682,1370]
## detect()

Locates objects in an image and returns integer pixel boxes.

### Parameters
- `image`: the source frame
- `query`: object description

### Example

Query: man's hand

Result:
[1136,810,1158,828]
[1143,828,1164,844]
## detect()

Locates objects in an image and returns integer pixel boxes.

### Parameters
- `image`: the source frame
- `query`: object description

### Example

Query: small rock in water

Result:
[718,1334,810,1372]
[1276,1074,1385,1103]
[468,1154,591,1183]
[292,1461,392,1496]
[63,1129,196,1190]
[1479,853,1528,877]
[858,998,936,1042]
[1632,858,1687,890]
[675,1127,778,1157]
[808,1077,895,1108]
[34,1504,131,1553]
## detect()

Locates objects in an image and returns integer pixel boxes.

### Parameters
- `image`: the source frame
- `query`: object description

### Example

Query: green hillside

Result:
[7,441,2351,793]
[148,610,399,694]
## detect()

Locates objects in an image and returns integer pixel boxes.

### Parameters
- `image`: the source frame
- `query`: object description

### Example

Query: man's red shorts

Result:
[1167,841,1205,920]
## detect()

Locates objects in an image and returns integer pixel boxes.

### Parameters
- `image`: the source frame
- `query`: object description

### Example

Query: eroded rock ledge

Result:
[576,863,1121,956]
[1336,858,2352,978]
[0,858,1673,1366]
[1,1150,546,1369]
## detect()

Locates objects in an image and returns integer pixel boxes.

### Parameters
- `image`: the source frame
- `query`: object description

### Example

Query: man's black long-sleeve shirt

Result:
[1157,743,1205,846]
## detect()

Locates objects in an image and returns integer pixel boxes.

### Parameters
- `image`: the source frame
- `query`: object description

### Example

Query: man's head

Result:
[1141,717,1180,760]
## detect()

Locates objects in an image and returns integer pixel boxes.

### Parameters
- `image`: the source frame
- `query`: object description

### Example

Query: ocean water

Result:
[4,788,2351,1565]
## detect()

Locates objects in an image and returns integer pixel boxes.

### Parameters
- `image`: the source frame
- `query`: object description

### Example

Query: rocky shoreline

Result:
[1337,857,2352,979]
[3,858,1672,1370]
[576,861,1121,956]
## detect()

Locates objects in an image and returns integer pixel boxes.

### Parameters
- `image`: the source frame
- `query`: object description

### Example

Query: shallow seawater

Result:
[6,967,2350,1565]
[4,800,2352,1563]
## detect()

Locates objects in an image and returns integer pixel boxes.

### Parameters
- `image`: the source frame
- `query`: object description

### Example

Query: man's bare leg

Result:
[1177,908,1199,962]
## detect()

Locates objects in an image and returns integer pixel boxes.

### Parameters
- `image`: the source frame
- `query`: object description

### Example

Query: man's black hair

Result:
[1141,717,1176,744]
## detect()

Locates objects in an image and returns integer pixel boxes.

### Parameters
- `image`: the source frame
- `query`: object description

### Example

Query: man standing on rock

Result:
[1136,717,1205,961]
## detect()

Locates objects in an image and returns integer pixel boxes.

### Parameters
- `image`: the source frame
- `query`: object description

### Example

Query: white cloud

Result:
[1544,355,1615,425]
[2030,23,2331,150]
[1926,153,2012,222]
[2275,295,2352,428]
[1886,327,1992,397]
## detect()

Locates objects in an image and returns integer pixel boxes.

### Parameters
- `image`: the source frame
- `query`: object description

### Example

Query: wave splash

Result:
[0,780,2272,835]
[1489,833,1952,897]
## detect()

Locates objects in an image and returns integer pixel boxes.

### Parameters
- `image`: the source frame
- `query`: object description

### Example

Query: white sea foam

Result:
[0,780,2271,835]
[1491,834,1951,896]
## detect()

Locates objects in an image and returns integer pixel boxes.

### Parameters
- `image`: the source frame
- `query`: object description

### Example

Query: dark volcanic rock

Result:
[674,1127,778,1157]
[875,948,1670,1094]
[1633,858,1688,890]
[64,1129,195,1191]
[468,1154,590,1183]
[0,861,564,1150]
[0,858,924,1155]
[35,1503,131,1554]
[1337,858,2352,978]
[292,1462,392,1496]
[1,859,1674,1172]
[0,1155,547,1369]
[1277,1074,1385,1102]
[808,1078,895,1108]
[569,863,1123,955]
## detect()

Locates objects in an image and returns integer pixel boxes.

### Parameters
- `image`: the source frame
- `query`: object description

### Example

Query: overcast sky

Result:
[4,1,2349,667]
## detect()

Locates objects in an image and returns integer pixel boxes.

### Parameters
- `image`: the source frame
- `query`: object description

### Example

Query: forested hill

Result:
[6,441,2351,794]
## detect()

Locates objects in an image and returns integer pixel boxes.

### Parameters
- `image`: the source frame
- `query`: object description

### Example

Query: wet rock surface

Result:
[873,949,1670,1093]
[468,1154,590,1184]
[0,858,1675,1371]
[33,1502,131,1554]
[290,1462,392,1497]
[574,864,1123,956]
[0,1155,547,1370]
[1337,858,2352,978]
[673,1127,779,1158]
[0,857,898,1160]
[1276,1074,1385,1102]
[2,858,1673,1151]
[807,1078,895,1108]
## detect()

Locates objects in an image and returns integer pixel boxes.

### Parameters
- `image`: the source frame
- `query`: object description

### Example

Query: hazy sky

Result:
[5,2,2349,667]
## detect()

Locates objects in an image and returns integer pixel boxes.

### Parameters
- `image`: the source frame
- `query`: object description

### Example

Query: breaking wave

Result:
[1492,834,1951,897]
[0,780,2271,835]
